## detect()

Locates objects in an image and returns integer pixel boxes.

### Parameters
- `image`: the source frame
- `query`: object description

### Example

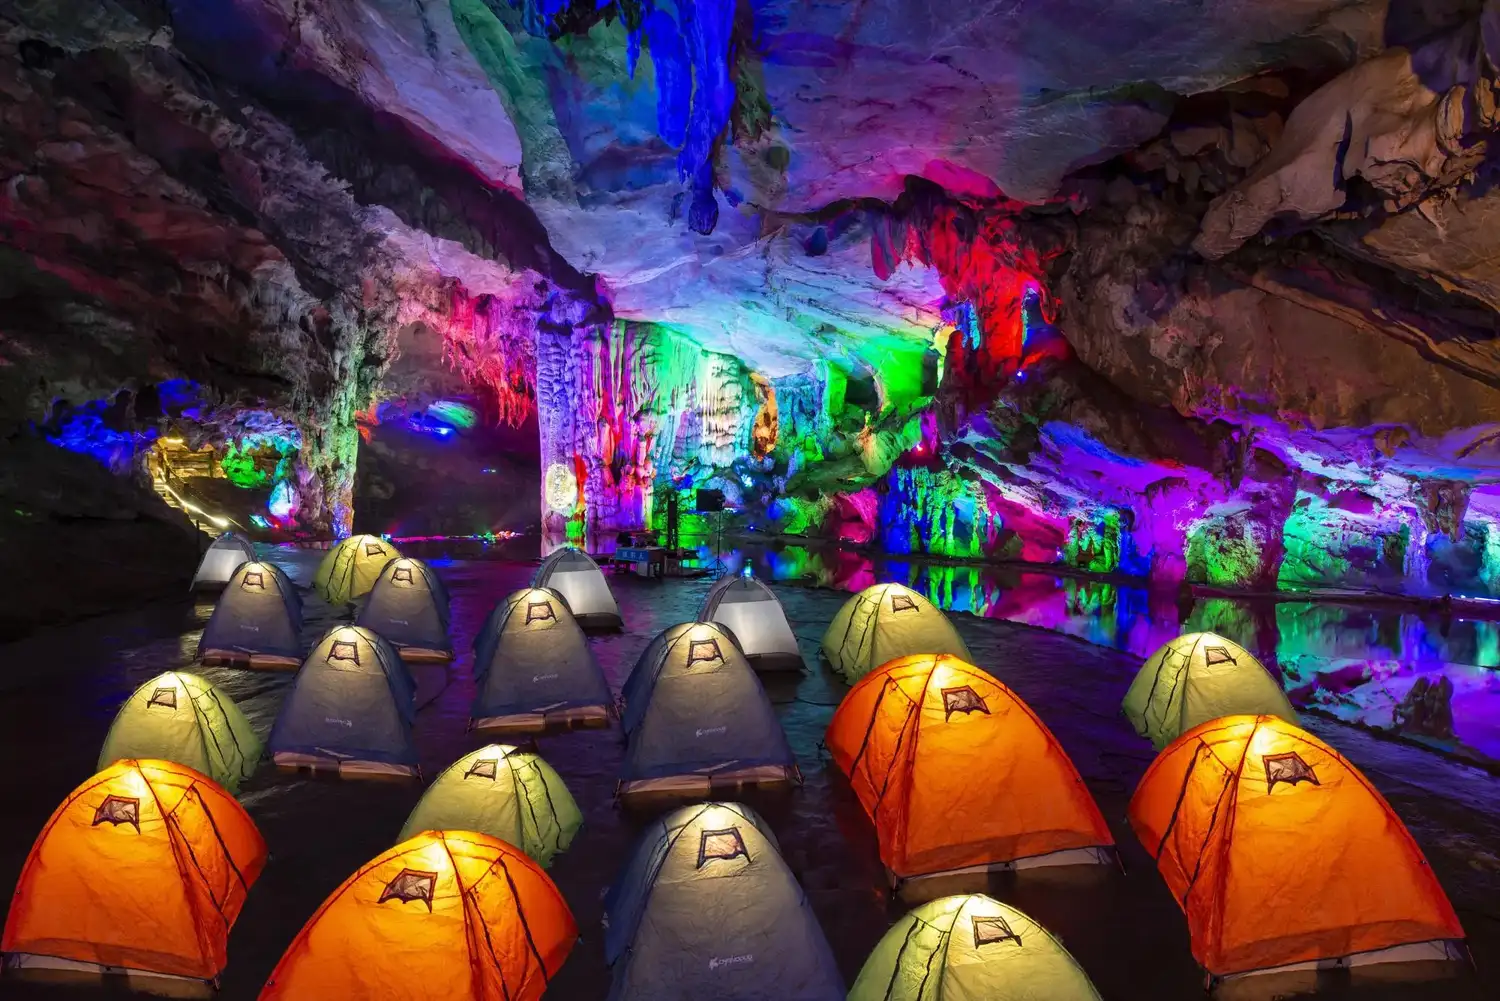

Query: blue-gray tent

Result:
[197,560,302,669]
[619,622,798,798]
[355,557,453,662]
[470,587,611,734]
[602,801,844,1000]
[268,625,419,778]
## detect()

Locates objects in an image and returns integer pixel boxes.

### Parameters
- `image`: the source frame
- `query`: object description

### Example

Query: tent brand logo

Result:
[391,566,415,585]
[889,592,918,613]
[1204,645,1236,667]
[390,619,409,626]
[147,687,178,710]
[687,638,722,666]
[532,673,560,683]
[941,686,990,720]
[695,726,727,738]
[708,954,753,971]
[1263,751,1319,793]
[324,717,354,728]
[240,624,261,632]
[93,795,140,831]
[241,571,265,590]
[972,915,1022,948]
[465,759,499,781]
[378,869,437,911]
[525,601,555,624]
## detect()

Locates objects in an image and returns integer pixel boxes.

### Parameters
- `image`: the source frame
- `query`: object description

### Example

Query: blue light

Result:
[741,564,753,578]
[249,514,271,529]
[740,474,753,487]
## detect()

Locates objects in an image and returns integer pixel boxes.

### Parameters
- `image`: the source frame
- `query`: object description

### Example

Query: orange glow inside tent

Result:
[258,830,577,1001]
[825,654,1113,881]
[1129,714,1465,978]
[2,758,267,983]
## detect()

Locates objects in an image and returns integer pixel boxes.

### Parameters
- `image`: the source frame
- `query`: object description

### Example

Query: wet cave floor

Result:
[0,548,1498,1000]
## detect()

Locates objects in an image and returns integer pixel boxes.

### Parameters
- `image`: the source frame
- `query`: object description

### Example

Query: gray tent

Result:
[197,560,303,669]
[699,575,804,672]
[619,622,798,798]
[190,531,257,591]
[602,801,844,1000]
[268,625,419,778]
[354,557,452,662]
[534,547,622,631]
[471,587,612,734]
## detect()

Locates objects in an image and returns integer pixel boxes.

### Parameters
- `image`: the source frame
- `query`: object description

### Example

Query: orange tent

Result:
[1129,715,1465,980]
[2,759,266,991]
[259,830,576,1001]
[825,654,1114,884]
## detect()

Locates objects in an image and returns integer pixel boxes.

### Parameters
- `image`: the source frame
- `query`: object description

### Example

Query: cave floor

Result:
[0,549,1497,1000]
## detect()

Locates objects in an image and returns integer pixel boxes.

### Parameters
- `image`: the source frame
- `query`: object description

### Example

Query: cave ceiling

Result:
[8,0,1500,559]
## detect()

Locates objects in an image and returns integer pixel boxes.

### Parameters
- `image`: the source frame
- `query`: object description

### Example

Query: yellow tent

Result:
[820,582,972,683]
[1123,632,1296,749]
[313,535,400,605]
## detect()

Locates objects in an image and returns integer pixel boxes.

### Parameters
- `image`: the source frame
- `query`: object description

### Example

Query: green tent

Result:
[313,534,400,605]
[98,671,262,793]
[1122,631,1297,750]
[397,745,581,868]
[850,894,1102,1001]
[820,582,972,683]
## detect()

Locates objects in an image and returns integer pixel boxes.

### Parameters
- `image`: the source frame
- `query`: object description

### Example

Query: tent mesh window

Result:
[972,915,1021,948]
[93,795,141,830]
[941,686,990,720]
[525,601,556,624]
[392,565,416,585]
[1263,751,1319,792]
[889,593,918,613]
[687,639,722,666]
[465,758,500,781]
[1203,645,1236,666]
[379,870,438,911]
[147,687,179,710]
[697,828,749,868]
[329,640,362,666]
[364,543,386,557]
[241,570,266,590]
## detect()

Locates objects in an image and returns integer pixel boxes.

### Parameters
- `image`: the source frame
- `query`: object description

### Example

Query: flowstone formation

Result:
[8,0,1500,633]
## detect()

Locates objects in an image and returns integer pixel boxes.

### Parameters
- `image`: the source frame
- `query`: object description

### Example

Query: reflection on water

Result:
[709,543,1500,770]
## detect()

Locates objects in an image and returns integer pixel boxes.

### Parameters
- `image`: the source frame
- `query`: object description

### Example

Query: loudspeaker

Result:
[695,489,725,513]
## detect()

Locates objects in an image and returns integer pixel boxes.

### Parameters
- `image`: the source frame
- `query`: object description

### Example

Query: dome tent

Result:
[1130,715,1465,982]
[1123,631,1296,749]
[619,622,798,799]
[602,802,844,1001]
[190,531,256,591]
[354,556,453,662]
[2,759,266,996]
[98,671,262,793]
[826,655,1113,887]
[470,587,611,734]
[698,574,804,672]
[268,625,419,779]
[820,582,972,683]
[197,560,303,669]
[259,830,576,1001]
[849,894,1103,1001]
[313,534,400,606]
[397,745,582,869]
[533,546,621,631]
